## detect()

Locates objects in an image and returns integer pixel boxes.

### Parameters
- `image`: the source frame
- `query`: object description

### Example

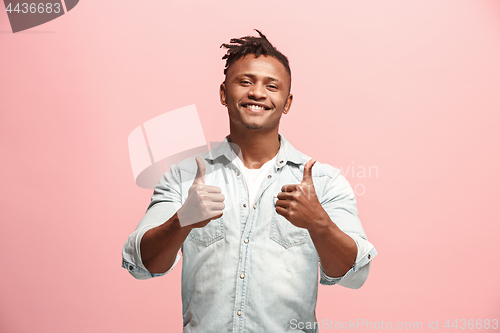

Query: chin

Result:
[244,124,264,130]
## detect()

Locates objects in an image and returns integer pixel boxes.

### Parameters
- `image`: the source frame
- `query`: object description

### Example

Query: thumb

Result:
[194,156,206,184]
[301,158,317,184]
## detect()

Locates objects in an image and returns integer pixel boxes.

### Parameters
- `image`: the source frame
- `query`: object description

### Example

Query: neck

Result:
[228,125,280,169]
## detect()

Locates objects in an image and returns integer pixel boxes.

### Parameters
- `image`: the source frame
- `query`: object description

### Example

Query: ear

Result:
[283,94,293,114]
[220,82,227,106]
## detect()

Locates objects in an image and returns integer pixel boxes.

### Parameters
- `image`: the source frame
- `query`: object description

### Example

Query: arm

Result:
[307,214,357,278]
[123,156,224,278]
[316,163,377,288]
[276,159,377,288]
[140,212,192,274]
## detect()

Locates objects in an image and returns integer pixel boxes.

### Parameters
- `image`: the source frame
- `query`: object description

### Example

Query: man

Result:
[122,30,377,333]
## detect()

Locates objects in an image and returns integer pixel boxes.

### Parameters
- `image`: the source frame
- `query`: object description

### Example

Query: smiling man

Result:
[122,30,377,333]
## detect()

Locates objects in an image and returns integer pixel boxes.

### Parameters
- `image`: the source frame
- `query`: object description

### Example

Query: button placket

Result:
[234,167,253,328]
[236,169,249,232]
[234,162,279,329]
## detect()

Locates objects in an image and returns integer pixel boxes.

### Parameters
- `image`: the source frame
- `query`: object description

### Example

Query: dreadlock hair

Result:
[220,30,291,84]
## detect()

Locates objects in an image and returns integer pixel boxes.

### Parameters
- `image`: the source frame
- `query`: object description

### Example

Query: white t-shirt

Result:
[233,153,278,210]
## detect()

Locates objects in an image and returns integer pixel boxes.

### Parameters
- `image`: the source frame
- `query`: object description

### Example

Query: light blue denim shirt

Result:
[122,134,377,333]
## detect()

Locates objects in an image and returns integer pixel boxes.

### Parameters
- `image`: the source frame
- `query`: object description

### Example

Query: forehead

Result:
[226,55,290,83]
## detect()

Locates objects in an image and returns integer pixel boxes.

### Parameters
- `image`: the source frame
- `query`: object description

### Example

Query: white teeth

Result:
[246,104,265,110]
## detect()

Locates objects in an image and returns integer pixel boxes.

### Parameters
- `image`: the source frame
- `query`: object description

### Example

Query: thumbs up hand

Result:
[177,157,225,228]
[276,159,329,230]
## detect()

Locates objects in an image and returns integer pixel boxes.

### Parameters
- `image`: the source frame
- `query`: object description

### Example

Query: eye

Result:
[240,80,251,85]
[267,84,279,90]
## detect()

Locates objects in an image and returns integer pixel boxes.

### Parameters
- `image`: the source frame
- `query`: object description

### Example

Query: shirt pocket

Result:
[187,216,225,247]
[269,212,309,249]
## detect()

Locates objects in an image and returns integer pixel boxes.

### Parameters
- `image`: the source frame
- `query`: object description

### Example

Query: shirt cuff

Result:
[122,254,180,280]
[122,224,180,280]
[319,234,378,288]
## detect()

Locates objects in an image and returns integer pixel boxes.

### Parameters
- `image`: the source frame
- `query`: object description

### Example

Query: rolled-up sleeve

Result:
[122,164,184,280]
[319,234,377,288]
[318,166,378,288]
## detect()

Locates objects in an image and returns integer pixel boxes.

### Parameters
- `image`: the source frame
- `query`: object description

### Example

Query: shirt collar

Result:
[206,133,310,168]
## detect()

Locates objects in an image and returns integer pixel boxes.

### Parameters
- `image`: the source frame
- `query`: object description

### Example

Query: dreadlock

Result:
[220,29,291,80]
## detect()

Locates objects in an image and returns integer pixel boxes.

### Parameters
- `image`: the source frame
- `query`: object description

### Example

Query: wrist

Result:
[162,213,193,235]
[306,211,332,233]
[307,214,346,242]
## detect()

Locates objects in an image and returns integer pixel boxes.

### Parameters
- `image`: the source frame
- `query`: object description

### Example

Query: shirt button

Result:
[237,310,242,316]
[267,174,272,179]
[243,203,247,208]
[240,274,245,279]
[368,254,371,259]
[253,204,257,209]
[279,160,284,164]
[244,238,249,243]
[128,266,134,271]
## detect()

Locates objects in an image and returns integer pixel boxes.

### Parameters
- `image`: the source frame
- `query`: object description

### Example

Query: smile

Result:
[242,103,271,112]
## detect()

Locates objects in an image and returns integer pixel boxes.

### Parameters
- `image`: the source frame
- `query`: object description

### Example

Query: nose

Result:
[248,83,267,100]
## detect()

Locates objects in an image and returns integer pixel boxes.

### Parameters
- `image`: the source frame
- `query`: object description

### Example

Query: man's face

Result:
[220,55,293,132]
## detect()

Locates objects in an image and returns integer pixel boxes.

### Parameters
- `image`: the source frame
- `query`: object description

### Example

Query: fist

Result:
[177,157,225,228]
[276,159,328,229]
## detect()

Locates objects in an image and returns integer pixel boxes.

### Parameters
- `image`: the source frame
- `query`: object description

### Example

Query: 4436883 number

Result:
[5,2,61,14]
[444,319,498,330]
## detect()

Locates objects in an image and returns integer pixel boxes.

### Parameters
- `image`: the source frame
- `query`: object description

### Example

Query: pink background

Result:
[1,0,499,331]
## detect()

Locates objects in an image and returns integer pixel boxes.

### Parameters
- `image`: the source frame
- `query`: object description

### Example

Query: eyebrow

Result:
[238,73,279,82]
